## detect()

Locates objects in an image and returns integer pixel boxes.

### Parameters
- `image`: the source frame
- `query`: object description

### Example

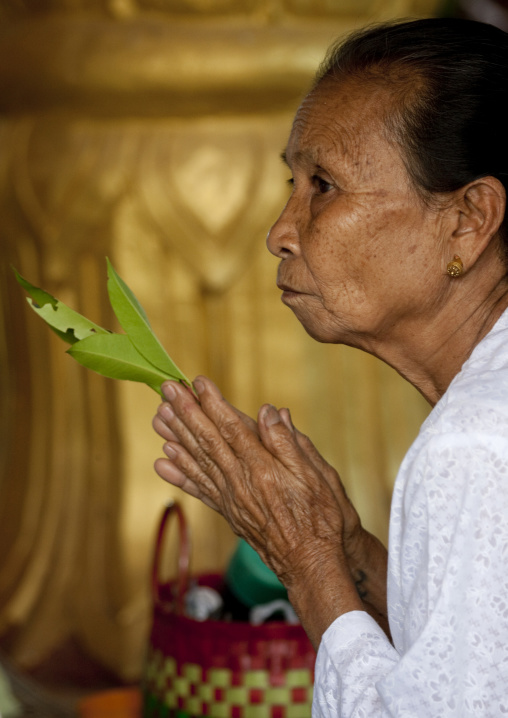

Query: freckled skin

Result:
[267,77,508,403]
[269,78,448,349]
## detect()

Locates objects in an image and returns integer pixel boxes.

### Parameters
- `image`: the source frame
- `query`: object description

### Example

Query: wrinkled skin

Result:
[153,76,508,647]
[153,377,381,644]
[271,80,449,349]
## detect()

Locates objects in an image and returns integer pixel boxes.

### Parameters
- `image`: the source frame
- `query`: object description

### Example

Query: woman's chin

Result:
[293,311,345,344]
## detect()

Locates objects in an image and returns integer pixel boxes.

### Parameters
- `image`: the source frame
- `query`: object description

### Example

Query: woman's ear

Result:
[451,176,506,268]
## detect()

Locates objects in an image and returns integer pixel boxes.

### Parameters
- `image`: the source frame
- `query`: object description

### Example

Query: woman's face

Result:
[267,77,451,351]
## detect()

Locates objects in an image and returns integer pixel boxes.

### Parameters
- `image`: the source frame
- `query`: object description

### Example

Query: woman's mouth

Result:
[277,284,304,303]
[277,283,300,294]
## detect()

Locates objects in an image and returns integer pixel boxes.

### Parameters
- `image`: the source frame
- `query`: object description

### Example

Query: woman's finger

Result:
[165,440,224,506]
[165,379,261,478]
[294,427,350,499]
[230,404,259,436]
[276,408,327,474]
[192,377,262,457]
[286,415,362,549]
[277,406,350,500]
[153,408,180,443]
[257,404,315,479]
[154,455,220,512]
[278,407,295,435]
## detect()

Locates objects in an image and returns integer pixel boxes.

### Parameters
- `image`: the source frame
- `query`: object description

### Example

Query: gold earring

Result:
[446,255,463,277]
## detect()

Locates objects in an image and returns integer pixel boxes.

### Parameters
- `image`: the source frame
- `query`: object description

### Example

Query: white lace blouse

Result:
[313,309,508,717]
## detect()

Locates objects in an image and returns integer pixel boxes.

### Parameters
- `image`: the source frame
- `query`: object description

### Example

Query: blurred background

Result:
[0,0,503,713]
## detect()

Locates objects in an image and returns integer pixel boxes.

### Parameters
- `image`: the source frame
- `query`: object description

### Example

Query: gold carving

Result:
[138,126,287,292]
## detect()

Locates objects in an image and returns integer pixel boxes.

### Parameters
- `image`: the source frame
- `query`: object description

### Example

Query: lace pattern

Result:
[313,310,508,717]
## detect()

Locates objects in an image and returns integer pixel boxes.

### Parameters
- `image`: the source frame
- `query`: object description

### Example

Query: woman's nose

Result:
[266,203,301,258]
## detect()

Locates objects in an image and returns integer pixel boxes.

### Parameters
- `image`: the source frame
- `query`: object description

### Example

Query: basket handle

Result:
[151,501,190,615]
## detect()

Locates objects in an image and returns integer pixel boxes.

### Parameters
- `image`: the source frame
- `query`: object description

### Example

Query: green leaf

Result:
[14,263,194,395]
[13,267,110,345]
[106,258,191,386]
[13,267,57,309]
[68,333,169,395]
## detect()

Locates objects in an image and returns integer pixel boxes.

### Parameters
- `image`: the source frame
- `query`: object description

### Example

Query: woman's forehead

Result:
[285,78,397,168]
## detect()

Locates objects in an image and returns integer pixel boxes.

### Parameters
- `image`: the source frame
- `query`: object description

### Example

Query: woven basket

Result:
[142,503,315,718]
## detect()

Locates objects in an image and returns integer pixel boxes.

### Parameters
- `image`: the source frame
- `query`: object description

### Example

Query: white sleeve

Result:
[313,611,399,717]
[312,430,508,717]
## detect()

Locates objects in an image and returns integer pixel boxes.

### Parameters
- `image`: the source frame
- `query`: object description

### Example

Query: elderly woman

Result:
[153,17,508,716]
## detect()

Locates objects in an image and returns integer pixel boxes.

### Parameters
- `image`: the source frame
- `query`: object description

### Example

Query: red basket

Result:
[142,502,315,718]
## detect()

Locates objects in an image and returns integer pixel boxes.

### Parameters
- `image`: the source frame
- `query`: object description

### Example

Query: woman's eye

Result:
[312,175,333,194]
[286,177,294,187]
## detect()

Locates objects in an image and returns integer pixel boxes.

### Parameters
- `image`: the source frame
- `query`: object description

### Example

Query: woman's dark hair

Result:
[317,17,508,246]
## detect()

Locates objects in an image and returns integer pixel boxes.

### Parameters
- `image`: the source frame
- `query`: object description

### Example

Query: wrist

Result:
[283,547,363,649]
[346,526,387,580]
[343,528,389,633]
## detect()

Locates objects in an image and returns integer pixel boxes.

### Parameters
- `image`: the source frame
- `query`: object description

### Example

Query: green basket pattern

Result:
[143,646,313,718]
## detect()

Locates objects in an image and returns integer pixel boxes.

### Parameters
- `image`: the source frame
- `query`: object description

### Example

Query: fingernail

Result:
[194,378,205,395]
[164,444,177,459]
[264,404,281,427]
[163,383,177,400]
[281,408,294,433]
[161,404,174,421]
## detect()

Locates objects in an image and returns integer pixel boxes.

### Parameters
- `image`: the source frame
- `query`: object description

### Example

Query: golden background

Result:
[0,0,437,683]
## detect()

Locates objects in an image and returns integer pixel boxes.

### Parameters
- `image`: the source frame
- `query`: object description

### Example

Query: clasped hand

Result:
[153,376,367,643]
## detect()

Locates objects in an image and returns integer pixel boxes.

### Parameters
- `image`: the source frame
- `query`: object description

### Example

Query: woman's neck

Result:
[364,277,508,406]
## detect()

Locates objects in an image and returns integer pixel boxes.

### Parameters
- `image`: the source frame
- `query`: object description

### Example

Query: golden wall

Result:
[0,0,437,680]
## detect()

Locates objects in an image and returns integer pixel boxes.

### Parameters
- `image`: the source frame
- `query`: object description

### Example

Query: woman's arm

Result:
[152,376,388,646]
[290,421,390,637]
